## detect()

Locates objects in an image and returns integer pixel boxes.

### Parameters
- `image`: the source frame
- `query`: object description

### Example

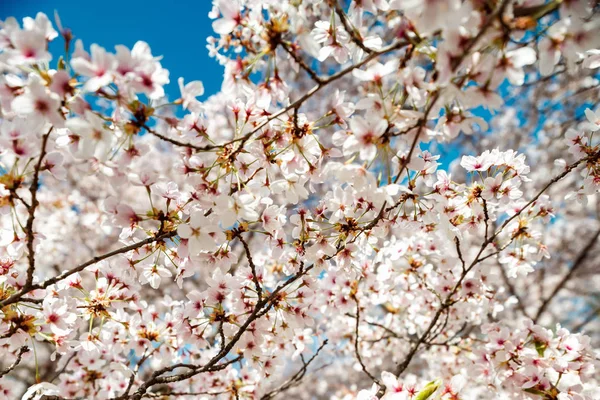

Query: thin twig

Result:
[0,230,176,308]
[497,260,531,319]
[237,234,263,300]
[24,129,53,288]
[333,1,374,55]
[533,227,600,323]
[261,340,328,399]
[0,346,29,378]
[377,128,595,400]
[572,304,600,332]
[353,295,380,384]
[455,237,466,273]
[281,42,323,84]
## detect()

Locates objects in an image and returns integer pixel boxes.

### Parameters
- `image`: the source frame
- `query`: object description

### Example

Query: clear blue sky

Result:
[2,0,223,99]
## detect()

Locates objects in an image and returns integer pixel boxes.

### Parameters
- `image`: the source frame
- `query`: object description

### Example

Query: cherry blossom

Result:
[71,44,117,92]
[178,211,224,253]
[0,3,599,400]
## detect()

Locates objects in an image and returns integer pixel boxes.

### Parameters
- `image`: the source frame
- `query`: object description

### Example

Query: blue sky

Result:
[2,0,223,99]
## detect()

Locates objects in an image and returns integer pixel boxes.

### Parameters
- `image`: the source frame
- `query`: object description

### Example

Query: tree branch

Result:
[280,42,323,84]
[24,129,52,289]
[353,295,380,384]
[333,1,374,55]
[533,227,600,323]
[237,234,263,300]
[261,340,328,399]
[0,346,29,379]
[497,260,531,319]
[376,148,597,398]
[0,230,176,308]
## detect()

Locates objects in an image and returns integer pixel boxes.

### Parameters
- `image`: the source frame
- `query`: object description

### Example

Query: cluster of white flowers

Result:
[0,1,599,399]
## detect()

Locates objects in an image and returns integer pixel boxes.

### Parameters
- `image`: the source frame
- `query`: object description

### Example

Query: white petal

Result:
[511,47,537,67]
[213,18,237,35]
[178,224,192,239]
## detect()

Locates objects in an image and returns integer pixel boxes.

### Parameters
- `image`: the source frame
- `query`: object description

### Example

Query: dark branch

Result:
[261,340,328,399]
[24,129,52,289]
[533,227,600,323]
[0,230,176,308]
[0,346,29,379]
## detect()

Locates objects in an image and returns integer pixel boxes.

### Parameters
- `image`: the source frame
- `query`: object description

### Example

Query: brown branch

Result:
[390,91,441,186]
[126,265,316,398]
[280,42,323,84]
[0,230,176,308]
[143,392,226,398]
[425,308,452,345]
[333,1,374,55]
[120,349,158,399]
[455,237,466,273]
[110,117,430,398]
[0,346,29,379]
[39,397,79,400]
[261,340,328,399]
[490,152,599,246]
[377,125,595,400]
[449,0,510,72]
[217,320,226,353]
[126,355,243,399]
[48,353,76,383]
[353,295,380,384]
[513,0,560,18]
[143,125,215,152]
[572,304,600,332]
[0,325,18,340]
[481,198,490,243]
[227,39,409,158]
[126,203,393,398]
[238,234,263,300]
[497,260,531,319]
[24,129,52,289]
[522,68,566,87]
[533,227,600,323]
[146,40,410,154]
[9,190,31,209]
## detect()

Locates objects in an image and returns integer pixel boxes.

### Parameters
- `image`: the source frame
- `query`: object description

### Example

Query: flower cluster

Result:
[0,1,599,399]
[476,320,598,400]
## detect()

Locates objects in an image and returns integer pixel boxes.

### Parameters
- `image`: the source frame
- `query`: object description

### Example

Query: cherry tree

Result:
[0,0,600,399]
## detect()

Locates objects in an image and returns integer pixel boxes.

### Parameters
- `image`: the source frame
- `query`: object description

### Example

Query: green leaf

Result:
[534,340,547,357]
[415,379,442,400]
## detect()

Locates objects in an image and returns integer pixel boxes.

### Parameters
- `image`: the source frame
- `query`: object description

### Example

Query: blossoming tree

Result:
[1,0,600,399]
